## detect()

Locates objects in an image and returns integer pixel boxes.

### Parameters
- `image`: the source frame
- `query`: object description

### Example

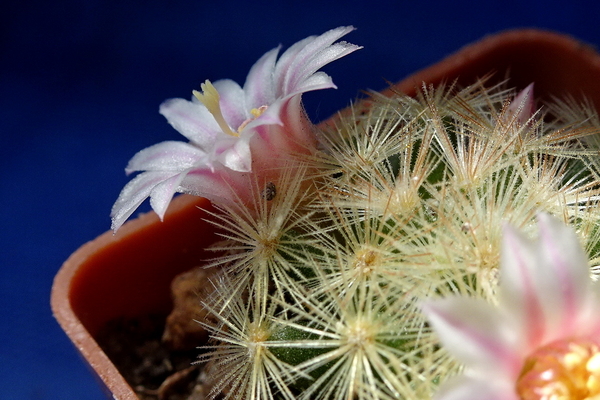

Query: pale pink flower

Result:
[111,26,361,231]
[506,83,535,125]
[423,213,600,400]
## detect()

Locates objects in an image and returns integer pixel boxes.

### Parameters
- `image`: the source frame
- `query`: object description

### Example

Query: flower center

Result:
[516,338,600,400]
[237,105,269,133]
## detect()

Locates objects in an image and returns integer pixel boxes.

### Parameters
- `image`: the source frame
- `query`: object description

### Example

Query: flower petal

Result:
[248,95,317,159]
[534,212,592,338]
[244,46,280,109]
[434,376,517,400]
[179,166,252,206]
[111,170,182,232]
[213,79,248,130]
[159,98,220,148]
[212,132,253,172]
[286,41,361,94]
[288,71,336,95]
[422,297,520,375]
[125,141,208,174]
[271,35,315,90]
[148,172,188,219]
[498,222,546,348]
[506,83,534,125]
[275,26,362,96]
[583,283,600,335]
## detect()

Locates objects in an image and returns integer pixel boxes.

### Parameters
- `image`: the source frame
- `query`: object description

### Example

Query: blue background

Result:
[3,0,600,398]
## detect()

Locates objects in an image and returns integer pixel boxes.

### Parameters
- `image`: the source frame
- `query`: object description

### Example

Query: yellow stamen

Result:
[193,80,239,137]
[237,105,269,133]
[250,105,268,118]
[516,338,600,400]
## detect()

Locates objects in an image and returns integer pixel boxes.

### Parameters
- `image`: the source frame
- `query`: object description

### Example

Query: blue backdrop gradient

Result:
[3,0,600,398]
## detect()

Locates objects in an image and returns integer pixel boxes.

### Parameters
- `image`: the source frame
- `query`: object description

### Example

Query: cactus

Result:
[112,28,600,399]
[195,79,600,399]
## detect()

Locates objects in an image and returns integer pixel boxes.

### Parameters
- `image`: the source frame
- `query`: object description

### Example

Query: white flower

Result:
[111,26,361,231]
[423,213,600,400]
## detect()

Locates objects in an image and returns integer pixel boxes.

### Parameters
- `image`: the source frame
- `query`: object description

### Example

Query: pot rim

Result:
[52,194,210,400]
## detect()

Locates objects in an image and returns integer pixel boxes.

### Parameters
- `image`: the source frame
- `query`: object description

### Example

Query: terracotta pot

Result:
[51,28,600,399]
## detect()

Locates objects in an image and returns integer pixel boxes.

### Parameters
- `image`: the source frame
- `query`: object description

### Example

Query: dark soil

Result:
[95,267,224,399]
[96,314,207,400]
